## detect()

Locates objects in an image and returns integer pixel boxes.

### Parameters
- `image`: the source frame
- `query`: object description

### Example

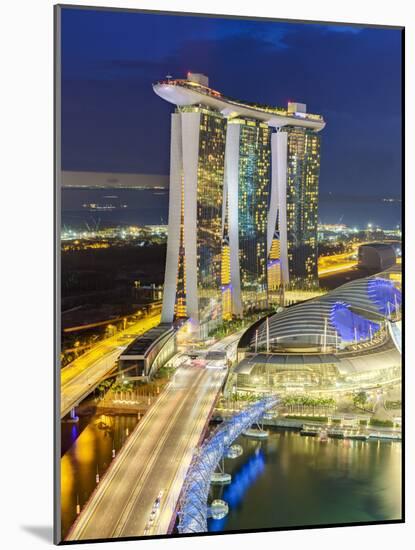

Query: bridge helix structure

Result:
[177,395,279,534]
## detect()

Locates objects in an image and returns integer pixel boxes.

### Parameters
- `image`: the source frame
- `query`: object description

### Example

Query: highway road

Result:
[318,260,358,277]
[317,239,402,278]
[66,364,227,541]
[61,313,161,418]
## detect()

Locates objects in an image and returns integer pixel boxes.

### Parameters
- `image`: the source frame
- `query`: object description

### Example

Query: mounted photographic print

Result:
[54,4,404,544]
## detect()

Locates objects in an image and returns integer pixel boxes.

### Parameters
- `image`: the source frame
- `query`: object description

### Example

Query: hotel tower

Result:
[153,73,325,335]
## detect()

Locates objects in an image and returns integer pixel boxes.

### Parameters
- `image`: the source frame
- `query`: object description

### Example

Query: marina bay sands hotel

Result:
[153,73,326,336]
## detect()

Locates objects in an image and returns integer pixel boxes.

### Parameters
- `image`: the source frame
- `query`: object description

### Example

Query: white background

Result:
[1,0,413,548]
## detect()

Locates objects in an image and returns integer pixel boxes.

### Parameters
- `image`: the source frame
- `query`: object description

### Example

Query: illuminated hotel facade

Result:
[226,118,271,315]
[284,124,321,288]
[154,73,325,334]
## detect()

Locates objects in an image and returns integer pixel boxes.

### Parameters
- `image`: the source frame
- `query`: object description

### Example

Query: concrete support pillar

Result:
[271,131,289,285]
[225,123,243,317]
[161,113,183,323]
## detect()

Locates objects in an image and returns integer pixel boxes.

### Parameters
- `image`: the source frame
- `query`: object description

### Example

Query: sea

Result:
[61,188,401,231]
[207,430,401,532]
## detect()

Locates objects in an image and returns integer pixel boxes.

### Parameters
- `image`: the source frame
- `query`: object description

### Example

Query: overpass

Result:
[60,312,161,418]
[65,333,239,542]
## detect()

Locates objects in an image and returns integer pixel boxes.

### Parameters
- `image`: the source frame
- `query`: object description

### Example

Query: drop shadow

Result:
[21,525,53,543]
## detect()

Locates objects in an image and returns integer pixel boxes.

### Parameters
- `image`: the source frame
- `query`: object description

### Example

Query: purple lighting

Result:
[330,301,380,342]
[367,278,402,315]
[267,259,280,268]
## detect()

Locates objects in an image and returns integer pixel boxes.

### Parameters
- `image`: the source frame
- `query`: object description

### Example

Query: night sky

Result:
[60,7,402,198]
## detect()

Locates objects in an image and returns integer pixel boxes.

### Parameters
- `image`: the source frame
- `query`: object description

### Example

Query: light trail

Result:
[61,313,161,418]
[318,261,358,277]
[65,332,242,541]
[66,366,226,540]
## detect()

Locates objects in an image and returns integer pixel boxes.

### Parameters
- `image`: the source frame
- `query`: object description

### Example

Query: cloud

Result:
[61,12,402,198]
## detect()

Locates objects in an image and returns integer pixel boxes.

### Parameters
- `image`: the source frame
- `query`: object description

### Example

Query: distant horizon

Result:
[61,170,169,189]
[61,185,401,228]
[61,170,402,199]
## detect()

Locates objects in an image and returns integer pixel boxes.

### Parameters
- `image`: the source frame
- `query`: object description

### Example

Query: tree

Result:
[353,391,368,408]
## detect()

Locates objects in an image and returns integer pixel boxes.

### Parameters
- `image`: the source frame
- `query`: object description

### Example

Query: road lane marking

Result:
[66,367,203,540]
[111,369,206,537]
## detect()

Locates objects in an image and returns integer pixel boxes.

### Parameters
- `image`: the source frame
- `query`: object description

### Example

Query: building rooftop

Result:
[153,77,325,131]
[360,242,396,250]
[120,323,173,358]
[249,277,401,349]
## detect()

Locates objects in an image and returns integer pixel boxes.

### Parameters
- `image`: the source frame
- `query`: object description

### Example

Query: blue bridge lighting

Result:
[177,396,278,534]
[208,448,266,532]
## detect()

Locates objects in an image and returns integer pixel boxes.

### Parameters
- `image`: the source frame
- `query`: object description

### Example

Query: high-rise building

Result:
[158,95,226,335]
[283,126,320,288]
[154,74,325,335]
[267,104,323,293]
[225,118,271,316]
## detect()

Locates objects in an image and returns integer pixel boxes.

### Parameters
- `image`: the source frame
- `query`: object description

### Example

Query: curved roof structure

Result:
[358,243,396,271]
[119,323,173,359]
[251,277,401,348]
[235,344,400,376]
[153,79,325,131]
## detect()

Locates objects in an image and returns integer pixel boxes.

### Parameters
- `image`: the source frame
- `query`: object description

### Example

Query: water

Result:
[60,411,139,539]
[61,188,401,230]
[208,430,401,532]
[61,188,168,230]
[61,417,401,538]
[318,195,401,228]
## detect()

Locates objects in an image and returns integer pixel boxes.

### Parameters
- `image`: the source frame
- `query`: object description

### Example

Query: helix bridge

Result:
[177,395,279,534]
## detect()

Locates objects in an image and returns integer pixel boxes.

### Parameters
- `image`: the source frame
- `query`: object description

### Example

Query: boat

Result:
[300,428,318,437]
[369,432,401,441]
[346,433,369,441]
[328,429,345,439]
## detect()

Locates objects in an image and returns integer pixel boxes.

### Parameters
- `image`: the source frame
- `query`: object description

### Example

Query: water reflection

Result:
[209,429,401,532]
[60,412,138,539]
[209,447,265,532]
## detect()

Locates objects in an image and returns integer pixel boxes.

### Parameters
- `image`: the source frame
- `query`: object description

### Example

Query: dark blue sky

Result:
[60,7,402,198]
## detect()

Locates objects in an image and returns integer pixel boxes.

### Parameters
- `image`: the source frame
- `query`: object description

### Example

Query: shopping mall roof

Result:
[337,346,400,375]
[235,344,400,377]
[250,277,401,349]
[235,353,340,375]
